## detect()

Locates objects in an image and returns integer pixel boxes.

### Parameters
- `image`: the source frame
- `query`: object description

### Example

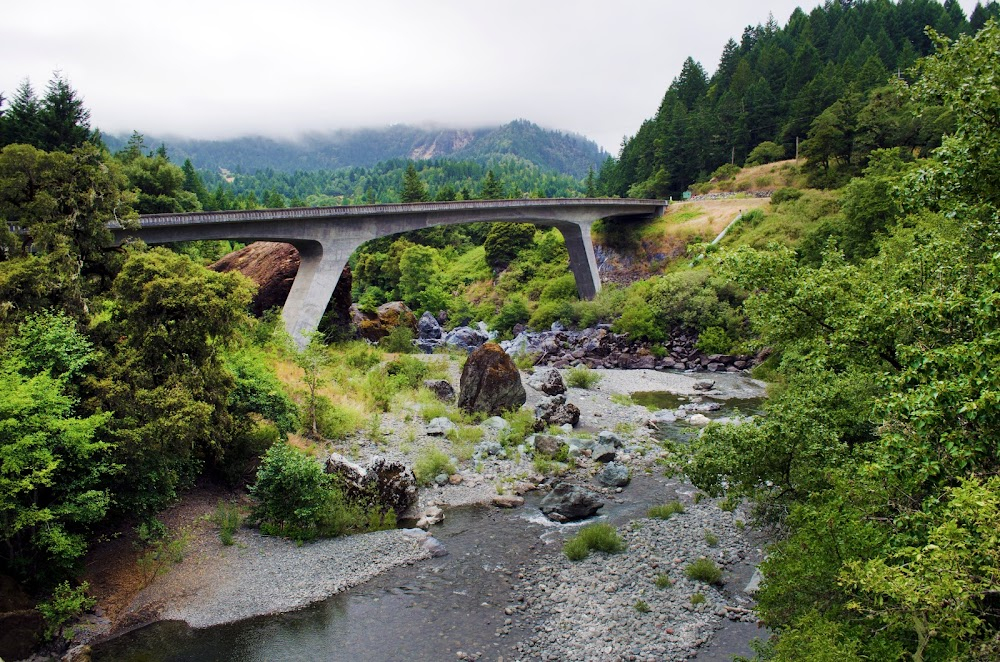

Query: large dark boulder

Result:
[458,342,527,416]
[539,483,604,522]
[210,242,352,328]
[417,311,443,340]
[325,454,418,518]
[444,326,490,353]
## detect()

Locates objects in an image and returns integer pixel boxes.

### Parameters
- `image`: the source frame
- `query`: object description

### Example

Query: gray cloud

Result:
[1,1,983,153]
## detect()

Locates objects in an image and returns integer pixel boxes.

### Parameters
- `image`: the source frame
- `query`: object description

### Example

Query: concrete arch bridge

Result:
[117,198,666,345]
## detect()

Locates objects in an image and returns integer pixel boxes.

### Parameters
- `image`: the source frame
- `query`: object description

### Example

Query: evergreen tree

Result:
[39,73,91,152]
[400,162,428,202]
[479,169,504,199]
[2,80,43,149]
[584,166,598,197]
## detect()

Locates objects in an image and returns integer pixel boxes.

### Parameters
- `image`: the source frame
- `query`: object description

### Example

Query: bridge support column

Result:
[558,221,601,300]
[282,239,358,348]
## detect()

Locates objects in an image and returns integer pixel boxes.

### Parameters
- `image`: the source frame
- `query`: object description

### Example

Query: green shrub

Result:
[484,223,536,270]
[413,446,456,485]
[37,581,96,641]
[705,532,720,547]
[770,187,803,205]
[710,163,741,180]
[540,274,579,303]
[563,523,625,560]
[691,593,706,605]
[685,557,723,585]
[655,573,673,589]
[566,365,601,389]
[528,299,575,330]
[314,397,364,440]
[380,325,415,353]
[696,326,733,354]
[648,501,685,519]
[249,444,359,541]
[634,599,651,613]
[211,501,242,546]
[384,354,430,388]
[499,408,536,447]
[493,294,531,334]
[745,141,786,167]
[221,420,281,487]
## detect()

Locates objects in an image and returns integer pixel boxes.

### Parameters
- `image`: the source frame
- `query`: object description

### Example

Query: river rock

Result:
[592,443,616,463]
[693,380,716,391]
[416,506,444,529]
[533,434,567,457]
[648,409,677,428]
[597,430,624,448]
[526,368,567,395]
[445,326,490,353]
[325,454,418,518]
[423,379,455,402]
[493,494,525,508]
[481,416,511,432]
[547,402,581,427]
[596,462,631,487]
[539,483,604,522]
[474,441,505,459]
[417,311,443,340]
[426,417,456,436]
[457,342,526,416]
[354,301,418,342]
[688,413,712,426]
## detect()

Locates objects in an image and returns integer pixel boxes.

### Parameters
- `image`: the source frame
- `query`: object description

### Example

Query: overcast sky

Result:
[1,1,983,153]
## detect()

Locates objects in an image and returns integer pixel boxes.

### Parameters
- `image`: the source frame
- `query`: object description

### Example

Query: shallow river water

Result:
[93,395,767,662]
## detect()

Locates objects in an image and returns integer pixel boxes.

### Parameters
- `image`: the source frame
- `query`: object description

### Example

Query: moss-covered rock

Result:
[458,342,526,416]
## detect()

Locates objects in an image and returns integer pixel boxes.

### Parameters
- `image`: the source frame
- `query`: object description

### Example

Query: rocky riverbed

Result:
[89,362,768,661]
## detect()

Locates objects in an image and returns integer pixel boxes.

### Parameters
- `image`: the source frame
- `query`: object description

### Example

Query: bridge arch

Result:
[115,199,665,346]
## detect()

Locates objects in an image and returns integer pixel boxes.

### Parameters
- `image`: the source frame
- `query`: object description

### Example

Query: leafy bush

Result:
[493,294,531,335]
[770,187,803,205]
[37,581,95,640]
[225,348,299,435]
[210,501,242,546]
[566,365,601,389]
[314,397,363,440]
[528,299,574,330]
[745,141,786,167]
[563,523,625,560]
[655,573,673,589]
[380,325,415,353]
[691,593,706,605]
[705,532,720,547]
[695,326,733,354]
[413,446,456,485]
[540,274,579,303]
[685,557,723,585]
[634,599,651,613]
[484,223,536,270]
[341,341,383,371]
[220,420,280,487]
[249,444,357,541]
[710,163,741,180]
[648,501,685,519]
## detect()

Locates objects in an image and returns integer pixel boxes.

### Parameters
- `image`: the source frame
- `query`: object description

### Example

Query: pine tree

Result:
[39,73,91,152]
[479,169,504,199]
[3,80,43,149]
[400,162,428,203]
[584,166,598,197]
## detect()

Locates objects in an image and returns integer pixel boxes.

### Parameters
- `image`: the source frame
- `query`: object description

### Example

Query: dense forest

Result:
[101,119,608,178]
[3,1,1000,660]
[599,0,1000,197]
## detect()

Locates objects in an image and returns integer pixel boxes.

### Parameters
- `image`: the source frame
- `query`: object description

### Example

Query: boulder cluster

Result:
[502,325,758,373]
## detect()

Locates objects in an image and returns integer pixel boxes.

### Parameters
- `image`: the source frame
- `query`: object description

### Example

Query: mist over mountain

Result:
[101,119,608,178]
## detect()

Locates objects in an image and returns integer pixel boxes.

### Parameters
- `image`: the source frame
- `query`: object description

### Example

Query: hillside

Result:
[101,120,608,178]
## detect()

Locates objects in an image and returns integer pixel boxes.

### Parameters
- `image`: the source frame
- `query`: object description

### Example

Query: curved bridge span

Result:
[118,198,666,346]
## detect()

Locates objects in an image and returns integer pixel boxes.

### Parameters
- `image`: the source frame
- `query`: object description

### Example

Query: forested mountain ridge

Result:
[101,119,607,178]
[600,0,1000,197]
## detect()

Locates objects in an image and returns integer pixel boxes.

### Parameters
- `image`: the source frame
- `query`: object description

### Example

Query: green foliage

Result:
[413,446,456,485]
[563,523,625,561]
[745,141,786,167]
[647,501,685,520]
[380,324,415,353]
[313,397,364,441]
[539,274,579,303]
[527,300,574,331]
[484,223,536,271]
[705,532,720,547]
[36,581,95,641]
[770,187,803,205]
[493,294,531,335]
[690,593,706,605]
[0,338,111,586]
[695,326,733,354]
[565,365,601,389]
[210,501,242,546]
[633,599,651,613]
[225,347,299,435]
[249,444,357,541]
[685,557,723,585]
[400,162,428,202]
[655,573,673,589]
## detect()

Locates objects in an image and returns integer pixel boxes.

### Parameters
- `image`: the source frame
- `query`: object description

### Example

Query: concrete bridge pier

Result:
[557,221,602,300]
[282,238,359,346]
